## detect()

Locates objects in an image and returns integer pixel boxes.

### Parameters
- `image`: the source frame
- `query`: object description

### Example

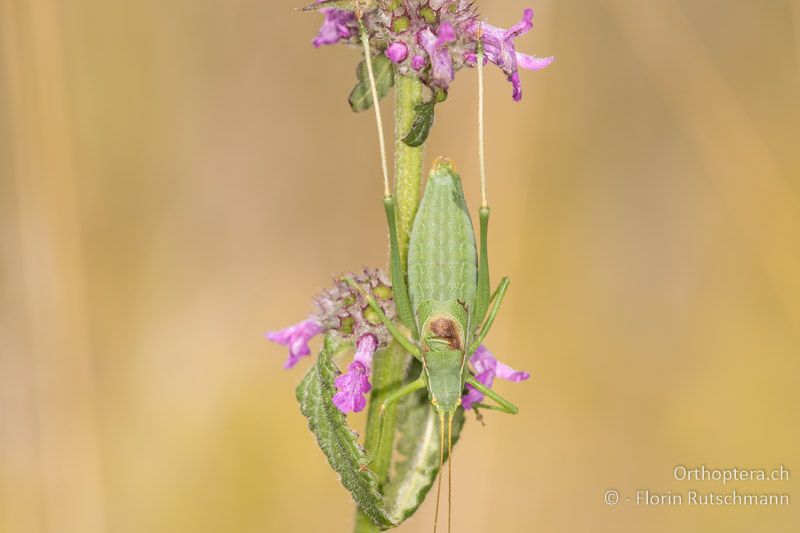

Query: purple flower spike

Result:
[385,42,409,64]
[307,1,551,99]
[418,22,457,87]
[461,345,530,410]
[266,319,324,369]
[332,334,378,413]
[473,8,554,101]
[312,8,356,48]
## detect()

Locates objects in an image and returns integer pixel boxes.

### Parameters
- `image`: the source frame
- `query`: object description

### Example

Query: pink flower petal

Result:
[333,361,371,413]
[385,41,409,63]
[418,23,456,88]
[516,53,555,71]
[313,9,356,48]
[462,345,530,409]
[266,319,323,369]
[332,335,377,414]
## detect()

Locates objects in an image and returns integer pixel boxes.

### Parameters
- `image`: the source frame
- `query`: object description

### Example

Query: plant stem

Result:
[393,75,426,269]
[354,75,426,533]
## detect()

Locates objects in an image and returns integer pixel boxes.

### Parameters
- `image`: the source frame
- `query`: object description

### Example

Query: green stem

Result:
[393,75,426,269]
[354,75,426,533]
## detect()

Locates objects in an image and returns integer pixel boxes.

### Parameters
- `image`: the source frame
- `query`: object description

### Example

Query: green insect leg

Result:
[368,374,427,464]
[383,196,417,336]
[467,276,510,353]
[471,206,491,326]
[465,375,519,415]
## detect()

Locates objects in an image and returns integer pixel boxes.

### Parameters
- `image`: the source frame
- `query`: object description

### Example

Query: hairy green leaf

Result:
[296,335,395,529]
[401,101,435,147]
[383,360,465,524]
[349,55,395,112]
[299,0,380,12]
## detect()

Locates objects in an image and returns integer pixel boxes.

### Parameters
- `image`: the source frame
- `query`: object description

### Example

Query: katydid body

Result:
[345,157,518,533]
[347,158,517,419]
[408,160,476,415]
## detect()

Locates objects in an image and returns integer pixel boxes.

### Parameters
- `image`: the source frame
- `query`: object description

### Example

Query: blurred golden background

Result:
[1,1,799,532]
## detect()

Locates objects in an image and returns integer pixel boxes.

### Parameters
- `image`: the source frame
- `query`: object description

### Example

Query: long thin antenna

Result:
[433,413,445,533]
[477,23,488,209]
[356,3,390,197]
[447,413,454,533]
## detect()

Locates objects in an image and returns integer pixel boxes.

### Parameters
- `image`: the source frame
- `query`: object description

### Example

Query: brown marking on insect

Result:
[429,317,462,350]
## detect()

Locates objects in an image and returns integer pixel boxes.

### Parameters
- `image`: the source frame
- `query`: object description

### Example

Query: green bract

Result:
[349,55,394,112]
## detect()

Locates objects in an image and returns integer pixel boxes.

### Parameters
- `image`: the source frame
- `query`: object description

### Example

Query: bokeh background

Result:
[1,0,799,532]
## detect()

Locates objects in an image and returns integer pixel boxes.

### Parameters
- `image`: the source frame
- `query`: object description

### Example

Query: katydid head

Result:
[430,156,457,177]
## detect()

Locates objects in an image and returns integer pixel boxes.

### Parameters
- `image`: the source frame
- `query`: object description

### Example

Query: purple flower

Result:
[417,22,457,87]
[469,9,554,101]
[267,268,394,373]
[462,345,530,410]
[307,2,552,100]
[386,42,409,64]
[312,7,356,48]
[266,319,324,369]
[333,334,378,413]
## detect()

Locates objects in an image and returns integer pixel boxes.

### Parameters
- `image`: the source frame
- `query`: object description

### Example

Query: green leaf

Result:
[401,101,435,147]
[298,0,358,12]
[349,55,395,113]
[383,360,465,524]
[296,335,395,529]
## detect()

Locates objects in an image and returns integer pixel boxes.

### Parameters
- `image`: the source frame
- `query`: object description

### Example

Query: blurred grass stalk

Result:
[0,2,106,533]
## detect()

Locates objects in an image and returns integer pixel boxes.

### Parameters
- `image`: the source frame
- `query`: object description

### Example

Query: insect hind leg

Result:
[467,277,510,353]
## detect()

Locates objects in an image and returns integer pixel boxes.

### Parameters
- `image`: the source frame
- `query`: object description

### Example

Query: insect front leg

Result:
[342,277,422,360]
[467,276,510,353]
[383,196,418,336]
[465,375,519,415]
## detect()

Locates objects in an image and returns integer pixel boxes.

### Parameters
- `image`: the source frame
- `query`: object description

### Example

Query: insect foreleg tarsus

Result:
[465,375,519,415]
[342,277,422,359]
[467,276,510,353]
[470,403,510,412]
